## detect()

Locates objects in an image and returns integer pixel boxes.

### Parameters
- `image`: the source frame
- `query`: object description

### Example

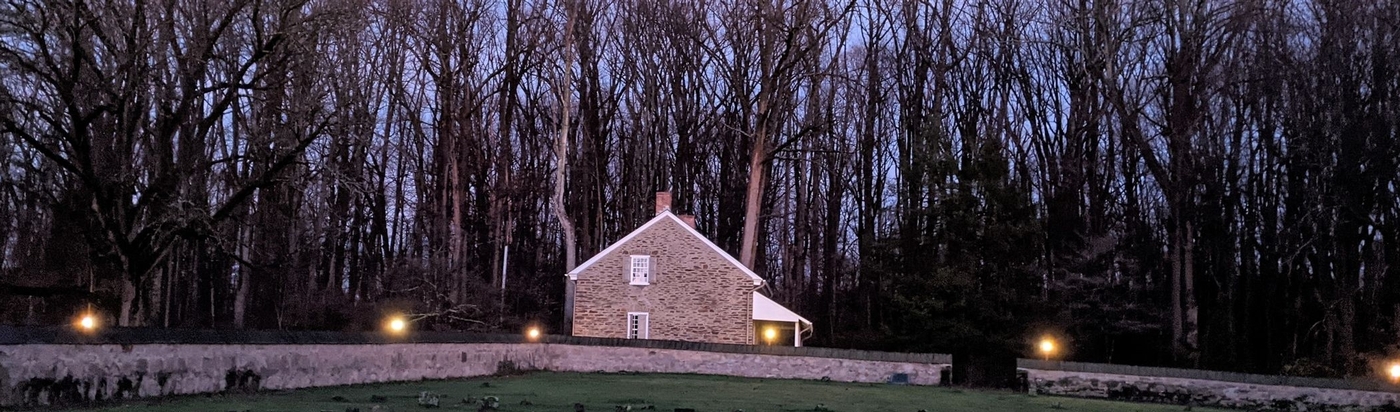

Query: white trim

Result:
[629,255,651,285]
[566,212,670,280]
[626,312,649,339]
[752,292,812,325]
[565,211,765,286]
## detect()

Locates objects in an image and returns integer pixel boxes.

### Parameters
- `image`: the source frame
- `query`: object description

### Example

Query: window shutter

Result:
[624,255,631,283]
[649,256,658,283]
[641,313,650,339]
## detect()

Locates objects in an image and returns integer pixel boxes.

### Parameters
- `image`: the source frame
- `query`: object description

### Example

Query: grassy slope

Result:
[66,372,1218,412]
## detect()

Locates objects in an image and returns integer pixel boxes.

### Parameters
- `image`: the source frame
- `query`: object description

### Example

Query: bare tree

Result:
[552,0,580,332]
[736,0,851,269]
[0,0,339,326]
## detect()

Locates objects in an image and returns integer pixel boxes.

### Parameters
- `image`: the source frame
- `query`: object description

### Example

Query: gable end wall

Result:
[572,218,754,344]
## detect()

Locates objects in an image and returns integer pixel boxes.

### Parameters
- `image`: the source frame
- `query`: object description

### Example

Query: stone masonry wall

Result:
[0,343,551,406]
[1027,369,1400,411]
[550,345,942,385]
[573,215,754,344]
[0,343,942,407]
[6,342,1400,410]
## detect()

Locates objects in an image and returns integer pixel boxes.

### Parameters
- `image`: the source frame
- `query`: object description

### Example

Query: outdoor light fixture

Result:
[1038,337,1056,360]
[526,327,541,341]
[764,327,777,344]
[75,312,98,332]
[1388,363,1400,381]
[386,317,407,334]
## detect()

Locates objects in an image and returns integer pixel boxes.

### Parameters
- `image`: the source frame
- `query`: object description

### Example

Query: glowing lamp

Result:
[387,317,407,334]
[1038,337,1056,360]
[1388,363,1400,381]
[527,327,541,341]
[77,314,97,331]
[764,327,777,343]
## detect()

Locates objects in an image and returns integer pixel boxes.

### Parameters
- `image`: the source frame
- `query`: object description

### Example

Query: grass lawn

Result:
[63,372,1219,412]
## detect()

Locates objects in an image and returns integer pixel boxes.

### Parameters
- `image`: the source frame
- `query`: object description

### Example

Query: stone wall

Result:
[550,345,942,385]
[6,340,1400,410]
[573,213,755,345]
[1026,369,1400,411]
[0,343,943,407]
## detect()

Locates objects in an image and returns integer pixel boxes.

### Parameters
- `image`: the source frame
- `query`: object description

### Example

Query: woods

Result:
[3,0,1399,378]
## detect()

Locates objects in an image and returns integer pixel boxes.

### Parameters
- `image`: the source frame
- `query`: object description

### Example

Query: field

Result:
[65,372,1220,412]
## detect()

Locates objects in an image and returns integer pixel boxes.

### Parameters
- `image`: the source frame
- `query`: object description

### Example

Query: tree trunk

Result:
[739,138,767,269]
[233,225,252,329]
[120,278,136,327]
[555,0,579,333]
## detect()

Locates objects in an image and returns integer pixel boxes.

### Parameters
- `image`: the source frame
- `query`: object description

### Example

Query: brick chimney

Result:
[678,214,696,229]
[655,191,672,215]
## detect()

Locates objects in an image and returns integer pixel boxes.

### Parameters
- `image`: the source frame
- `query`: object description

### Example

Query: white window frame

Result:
[629,255,651,285]
[627,312,649,339]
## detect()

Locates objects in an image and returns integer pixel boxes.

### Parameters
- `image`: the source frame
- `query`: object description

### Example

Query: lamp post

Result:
[76,269,98,333]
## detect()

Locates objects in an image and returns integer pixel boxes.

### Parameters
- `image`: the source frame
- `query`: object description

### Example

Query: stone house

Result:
[567,192,812,346]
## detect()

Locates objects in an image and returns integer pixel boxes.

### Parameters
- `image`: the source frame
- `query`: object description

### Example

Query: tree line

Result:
[2,0,1398,377]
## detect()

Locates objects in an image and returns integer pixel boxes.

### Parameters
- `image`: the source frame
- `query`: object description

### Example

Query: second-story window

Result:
[630,255,651,285]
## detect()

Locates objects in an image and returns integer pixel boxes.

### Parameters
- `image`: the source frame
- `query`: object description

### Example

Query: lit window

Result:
[627,312,649,339]
[630,255,651,285]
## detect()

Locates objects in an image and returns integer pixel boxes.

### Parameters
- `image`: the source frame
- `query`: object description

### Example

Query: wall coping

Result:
[0,326,948,364]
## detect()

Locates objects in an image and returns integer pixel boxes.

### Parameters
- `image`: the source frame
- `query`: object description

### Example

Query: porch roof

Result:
[753,292,811,325]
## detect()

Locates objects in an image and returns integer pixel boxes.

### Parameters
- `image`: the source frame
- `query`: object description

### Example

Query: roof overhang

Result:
[753,292,811,325]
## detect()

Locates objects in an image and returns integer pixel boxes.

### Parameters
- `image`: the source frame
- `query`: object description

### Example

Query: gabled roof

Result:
[566,211,765,286]
[753,292,811,325]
